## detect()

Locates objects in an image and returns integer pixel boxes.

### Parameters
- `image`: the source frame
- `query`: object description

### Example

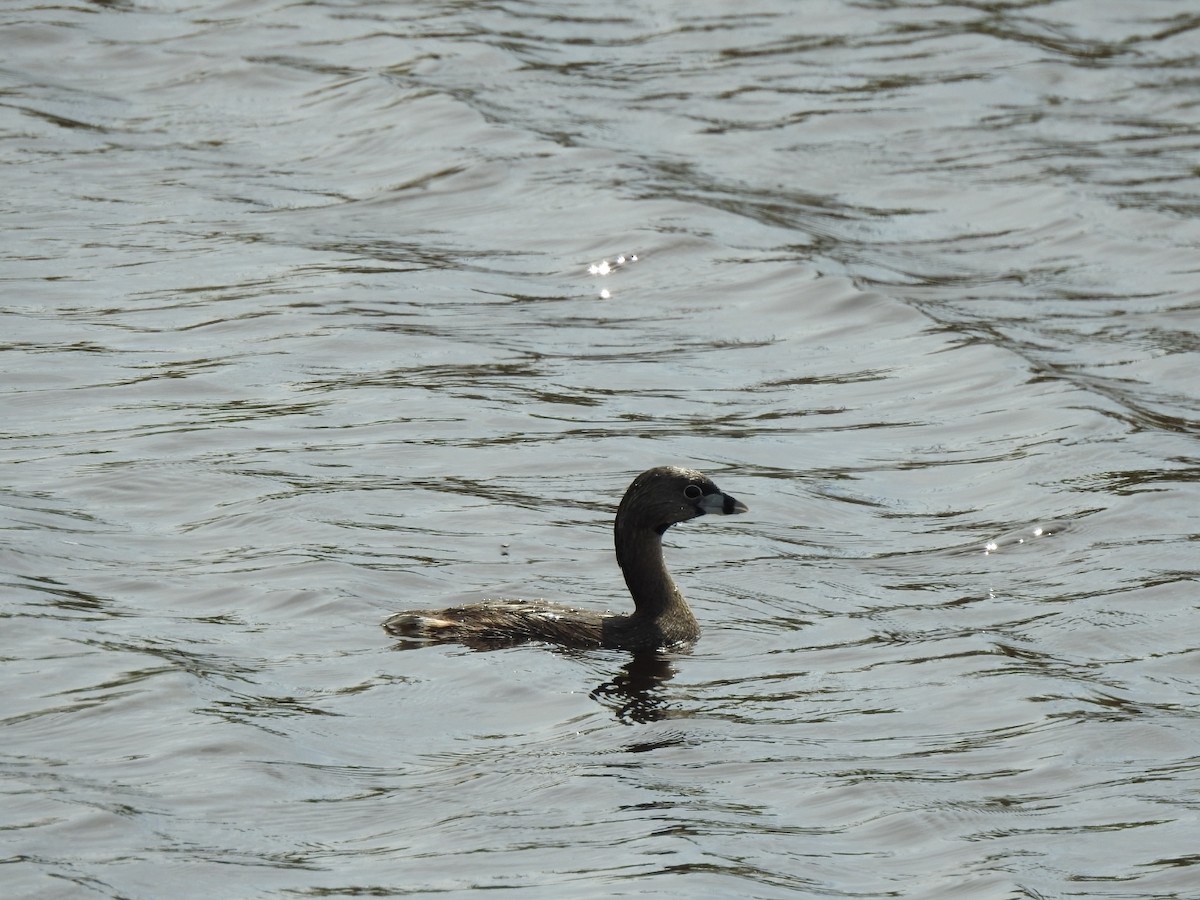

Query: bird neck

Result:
[614,522,693,623]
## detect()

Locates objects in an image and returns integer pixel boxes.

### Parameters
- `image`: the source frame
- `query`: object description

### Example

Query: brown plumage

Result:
[383,466,748,650]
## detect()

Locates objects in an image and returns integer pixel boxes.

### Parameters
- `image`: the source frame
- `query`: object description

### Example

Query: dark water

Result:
[3,1,1198,897]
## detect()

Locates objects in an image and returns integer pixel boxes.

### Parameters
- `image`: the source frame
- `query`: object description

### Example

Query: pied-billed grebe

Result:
[383,466,748,650]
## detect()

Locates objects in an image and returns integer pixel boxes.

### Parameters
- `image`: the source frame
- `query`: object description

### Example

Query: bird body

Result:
[383,466,747,650]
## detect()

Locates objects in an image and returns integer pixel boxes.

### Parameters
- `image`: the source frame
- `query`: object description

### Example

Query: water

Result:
[3,1,1198,897]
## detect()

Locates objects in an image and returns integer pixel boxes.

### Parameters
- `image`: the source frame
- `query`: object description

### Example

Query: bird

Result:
[382,466,748,650]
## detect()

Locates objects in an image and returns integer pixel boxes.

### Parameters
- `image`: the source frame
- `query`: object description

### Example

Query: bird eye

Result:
[684,484,703,500]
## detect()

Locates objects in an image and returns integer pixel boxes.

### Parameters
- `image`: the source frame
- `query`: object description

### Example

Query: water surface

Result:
[2,1,1198,898]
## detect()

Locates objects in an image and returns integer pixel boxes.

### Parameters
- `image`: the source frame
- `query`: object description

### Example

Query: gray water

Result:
[3,1,1198,897]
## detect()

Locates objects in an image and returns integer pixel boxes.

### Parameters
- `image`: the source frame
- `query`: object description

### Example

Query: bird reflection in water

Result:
[589,650,680,726]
